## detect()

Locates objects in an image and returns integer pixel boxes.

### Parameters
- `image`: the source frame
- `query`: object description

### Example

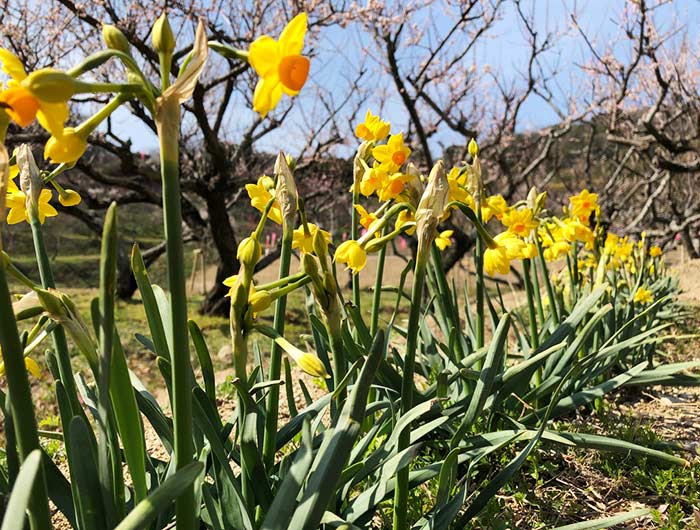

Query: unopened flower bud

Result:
[275,152,298,225]
[415,160,449,249]
[297,353,330,379]
[468,138,479,158]
[249,290,272,313]
[152,13,176,55]
[22,69,77,103]
[102,24,131,54]
[312,226,329,259]
[16,145,42,212]
[302,252,319,278]
[364,238,385,254]
[237,236,262,267]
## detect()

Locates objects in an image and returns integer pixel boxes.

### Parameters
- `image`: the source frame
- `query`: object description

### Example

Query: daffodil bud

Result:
[468,138,479,158]
[536,191,547,212]
[12,291,43,321]
[364,238,385,254]
[237,235,262,267]
[285,153,296,172]
[17,144,42,215]
[275,152,298,226]
[152,13,176,55]
[312,226,329,259]
[302,252,319,278]
[22,69,78,104]
[34,287,65,317]
[415,160,449,251]
[297,353,330,379]
[102,24,131,54]
[352,141,373,193]
[249,290,272,313]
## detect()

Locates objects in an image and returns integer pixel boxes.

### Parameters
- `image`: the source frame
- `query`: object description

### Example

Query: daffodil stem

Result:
[0,260,52,530]
[328,313,346,413]
[393,249,428,530]
[156,97,195,530]
[262,222,293,470]
[370,226,388,337]
[351,188,361,310]
[536,238,560,324]
[28,217,82,416]
[475,222,485,351]
[522,259,539,354]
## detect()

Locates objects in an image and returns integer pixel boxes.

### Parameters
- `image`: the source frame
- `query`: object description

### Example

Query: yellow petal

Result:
[0,48,28,81]
[6,206,26,224]
[253,76,283,117]
[24,357,41,378]
[36,101,69,137]
[278,13,307,56]
[248,35,279,77]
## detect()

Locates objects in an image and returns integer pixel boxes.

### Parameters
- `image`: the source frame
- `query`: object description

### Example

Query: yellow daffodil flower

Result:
[334,239,366,274]
[292,222,331,254]
[0,347,41,378]
[435,230,453,251]
[483,232,526,275]
[5,187,57,224]
[562,217,594,247]
[569,189,599,221]
[248,13,310,117]
[481,195,507,222]
[44,127,88,164]
[245,175,282,224]
[355,204,379,232]
[649,245,662,258]
[633,287,653,305]
[395,209,416,236]
[360,162,389,197]
[501,207,538,238]
[58,189,82,207]
[0,48,69,136]
[372,133,411,171]
[447,166,471,204]
[355,109,390,142]
[377,171,409,201]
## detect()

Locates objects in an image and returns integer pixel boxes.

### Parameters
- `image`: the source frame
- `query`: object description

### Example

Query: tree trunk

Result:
[116,240,168,300]
[681,226,700,259]
[200,194,239,316]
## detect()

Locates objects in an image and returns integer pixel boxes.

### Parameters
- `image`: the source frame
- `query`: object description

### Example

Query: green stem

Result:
[262,223,293,470]
[522,259,539,353]
[28,217,82,415]
[156,97,195,530]
[0,263,52,529]
[536,238,560,324]
[475,225,485,351]
[393,252,428,530]
[370,226,388,337]
[350,190,361,310]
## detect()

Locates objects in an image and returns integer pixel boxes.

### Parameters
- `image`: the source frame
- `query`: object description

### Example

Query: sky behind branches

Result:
[108,0,700,156]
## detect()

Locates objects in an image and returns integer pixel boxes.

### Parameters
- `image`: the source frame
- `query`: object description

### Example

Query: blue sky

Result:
[107,0,700,156]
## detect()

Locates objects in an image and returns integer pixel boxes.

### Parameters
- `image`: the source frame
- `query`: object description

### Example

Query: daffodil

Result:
[5,187,57,224]
[649,245,662,258]
[334,239,366,274]
[360,162,388,197]
[372,133,411,171]
[0,49,69,136]
[58,189,82,207]
[633,287,653,305]
[447,166,471,204]
[569,189,599,221]
[44,127,88,164]
[481,195,507,222]
[377,171,409,201]
[292,222,331,254]
[245,175,282,224]
[355,204,379,232]
[501,207,538,238]
[562,217,594,247]
[435,230,453,251]
[395,209,416,236]
[248,13,310,117]
[0,347,41,378]
[355,109,390,142]
[483,232,526,275]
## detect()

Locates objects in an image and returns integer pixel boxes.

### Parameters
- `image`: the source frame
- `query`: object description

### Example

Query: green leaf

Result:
[189,320,216,403]
[113,462,204,530]
[1,450,42,530]
[110,331,148,503]
[549,508,651,529]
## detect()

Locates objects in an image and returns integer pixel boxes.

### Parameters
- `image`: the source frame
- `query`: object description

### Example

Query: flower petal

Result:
[248,35,279,77]
[0,48,28,81]
[278,13,307,56]
[36,101,69,137]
